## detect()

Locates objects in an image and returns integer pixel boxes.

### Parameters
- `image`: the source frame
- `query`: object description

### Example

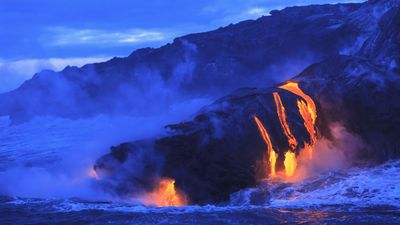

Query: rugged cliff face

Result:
[94,55,400,205]
[1,0,399,205]
[1,0,398,123]
[93,1,400,205]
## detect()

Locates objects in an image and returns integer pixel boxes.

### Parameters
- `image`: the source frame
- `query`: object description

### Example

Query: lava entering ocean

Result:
[141,178,187,207]
[254,81,318,179]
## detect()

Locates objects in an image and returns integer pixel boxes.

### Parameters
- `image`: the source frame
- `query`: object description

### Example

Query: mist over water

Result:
[0,41,316,202]
[1,0,400,223]
[0,97,211,200]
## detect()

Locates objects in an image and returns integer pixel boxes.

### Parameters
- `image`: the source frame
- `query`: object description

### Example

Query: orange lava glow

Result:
[279,82,317,124]
[280,81,318,160]
[297,99,317,143]
[253,82,318,179]
[284,151,297,177]
[143,178,187,207]
[254,115,277,177]
[273,92,298,150]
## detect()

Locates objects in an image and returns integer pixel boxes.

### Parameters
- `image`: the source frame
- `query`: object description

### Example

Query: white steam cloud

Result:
[295,123,366,181]
[0,41,211,200]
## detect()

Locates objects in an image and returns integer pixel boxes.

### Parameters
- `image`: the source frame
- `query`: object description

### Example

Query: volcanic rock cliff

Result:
[94,55,400,204]
[93,1,400,205]
[1,0,398,122]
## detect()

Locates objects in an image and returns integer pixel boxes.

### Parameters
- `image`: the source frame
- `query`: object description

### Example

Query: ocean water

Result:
[1,116,400,224]
[2,196,400,225]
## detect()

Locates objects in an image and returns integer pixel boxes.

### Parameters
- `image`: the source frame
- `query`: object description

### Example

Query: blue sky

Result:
[0,0,364,92]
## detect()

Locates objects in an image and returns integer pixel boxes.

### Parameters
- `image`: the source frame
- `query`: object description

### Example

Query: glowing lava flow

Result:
[279,82,317,124]
[297,99,317,144]
[143,178,187,207]
[284,151,297,177]
[252,82,318,179]
[273,92,299,177]
[254,116,277,177]
[279,81,318,161]
[297,99,316,160]
[273,92,298,150]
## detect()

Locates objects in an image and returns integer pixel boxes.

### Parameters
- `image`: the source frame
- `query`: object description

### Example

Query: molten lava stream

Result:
[272,92,300,177]
[297,99,316,143]
[284,151,297,177]
[143,178,187,207]
[254,116,277,177]
[279,81,318,161]
[254,82,319,179]
[279,82,317,124]
[273,92,298,149]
